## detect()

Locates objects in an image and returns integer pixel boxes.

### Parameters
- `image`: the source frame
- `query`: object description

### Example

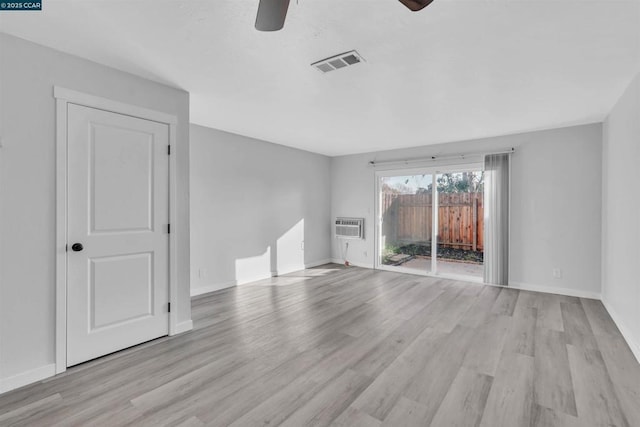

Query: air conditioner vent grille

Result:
[335,217,364,239]
[342,54,360,65]
[316,63,334,73]
[312,50,365,74]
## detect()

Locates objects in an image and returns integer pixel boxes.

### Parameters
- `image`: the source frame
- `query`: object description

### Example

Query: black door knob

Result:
[71,243,84,252]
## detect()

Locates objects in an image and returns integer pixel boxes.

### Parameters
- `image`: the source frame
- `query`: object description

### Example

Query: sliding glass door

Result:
[377,165,484,280]
[379,173,435,274]
[434,171,484,279]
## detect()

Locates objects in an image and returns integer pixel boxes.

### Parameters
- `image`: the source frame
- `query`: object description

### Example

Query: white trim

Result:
[274,266,306,276]
[0,364,56,394]
[274,259,334,276]
[330,258,373,269]
[237,273,274,286]
[53,87,177,126]
[191,280,237,297]
[55,97,68,375]
[305,259,332,269]
[271,259,331,277]
[231,261,335,288]
[190,261,337,300]
[337,260,601,300]
[601,298,640,364]
[502,281,601,300]
[54,86,182,373]
[174,320,194,335]
[167,122,180,336]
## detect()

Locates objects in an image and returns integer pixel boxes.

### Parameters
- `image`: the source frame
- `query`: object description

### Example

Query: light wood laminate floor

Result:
[1,265,639,426]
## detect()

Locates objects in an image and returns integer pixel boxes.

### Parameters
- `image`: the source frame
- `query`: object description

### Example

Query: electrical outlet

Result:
[553,268,562,279]
[363,251,367,257]
[199,268,207,279]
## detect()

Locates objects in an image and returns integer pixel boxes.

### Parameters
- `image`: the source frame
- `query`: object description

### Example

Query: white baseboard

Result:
[330,258,374,269]
[1,319,194,394]
[601,298,640,364]
[305,259,333,269]
[237,273,273,286]
[0,363,56,394]
[191,280,237,297]
[328,260,601,300]
[174,320,193,335]
[275,259,331,276]
[273,267,291,276]
[233,260,334,285]
[507,281,601,300]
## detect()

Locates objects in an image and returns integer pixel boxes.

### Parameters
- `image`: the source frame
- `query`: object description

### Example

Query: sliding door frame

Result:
[374,162,484,283]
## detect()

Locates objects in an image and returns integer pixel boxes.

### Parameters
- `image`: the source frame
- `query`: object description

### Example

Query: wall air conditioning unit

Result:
[335,217,364,239]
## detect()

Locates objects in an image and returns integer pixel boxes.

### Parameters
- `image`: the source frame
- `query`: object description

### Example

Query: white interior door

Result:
[66,103,170,367]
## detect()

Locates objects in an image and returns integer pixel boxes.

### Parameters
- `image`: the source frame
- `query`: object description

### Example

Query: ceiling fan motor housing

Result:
[255,0,291,31]
[255,0,434,32]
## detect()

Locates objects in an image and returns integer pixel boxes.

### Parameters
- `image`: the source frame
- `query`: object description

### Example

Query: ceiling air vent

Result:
[312,50,365,74]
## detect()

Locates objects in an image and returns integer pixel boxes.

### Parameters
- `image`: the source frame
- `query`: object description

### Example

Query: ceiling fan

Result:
[255,0,435,32]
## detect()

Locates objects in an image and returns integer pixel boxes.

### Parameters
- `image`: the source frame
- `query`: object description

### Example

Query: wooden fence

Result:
[382,192,484,251]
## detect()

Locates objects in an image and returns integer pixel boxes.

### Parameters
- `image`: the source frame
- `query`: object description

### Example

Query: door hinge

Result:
[65,244,68,252]
[167,224,171,234]
[168,302,171,312]
[168,145,171,155]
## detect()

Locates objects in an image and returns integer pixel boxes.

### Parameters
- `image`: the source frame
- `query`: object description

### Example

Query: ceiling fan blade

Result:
[255,0,291,31]
[398,0,435,12]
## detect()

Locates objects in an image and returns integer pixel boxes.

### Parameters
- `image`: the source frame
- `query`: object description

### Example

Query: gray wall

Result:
[190,124,332,294]
[0,34,191,386]
[603,72,640,360]
[331,124,603,297]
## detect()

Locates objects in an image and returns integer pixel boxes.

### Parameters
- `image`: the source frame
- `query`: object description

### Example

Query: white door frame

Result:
[54,87,179,374]
[374,163,484,283]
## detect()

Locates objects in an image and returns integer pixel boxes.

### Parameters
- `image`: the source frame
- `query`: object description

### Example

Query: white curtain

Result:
[484,153,510,285]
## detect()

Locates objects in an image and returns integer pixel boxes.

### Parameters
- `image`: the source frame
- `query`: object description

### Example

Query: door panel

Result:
[90,252,153,330]
[67,104,169,367]
[379,174,434,274]
[434,171,484,279]
[91,124,153,233]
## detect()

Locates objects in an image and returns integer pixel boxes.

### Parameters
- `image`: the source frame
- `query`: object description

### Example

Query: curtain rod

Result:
[368,147,515,167]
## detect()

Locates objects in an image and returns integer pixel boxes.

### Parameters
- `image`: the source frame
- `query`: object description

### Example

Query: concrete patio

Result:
[390,256,484,279]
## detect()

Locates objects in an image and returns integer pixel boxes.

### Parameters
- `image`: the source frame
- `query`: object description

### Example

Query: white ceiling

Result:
[1,0,639,156]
